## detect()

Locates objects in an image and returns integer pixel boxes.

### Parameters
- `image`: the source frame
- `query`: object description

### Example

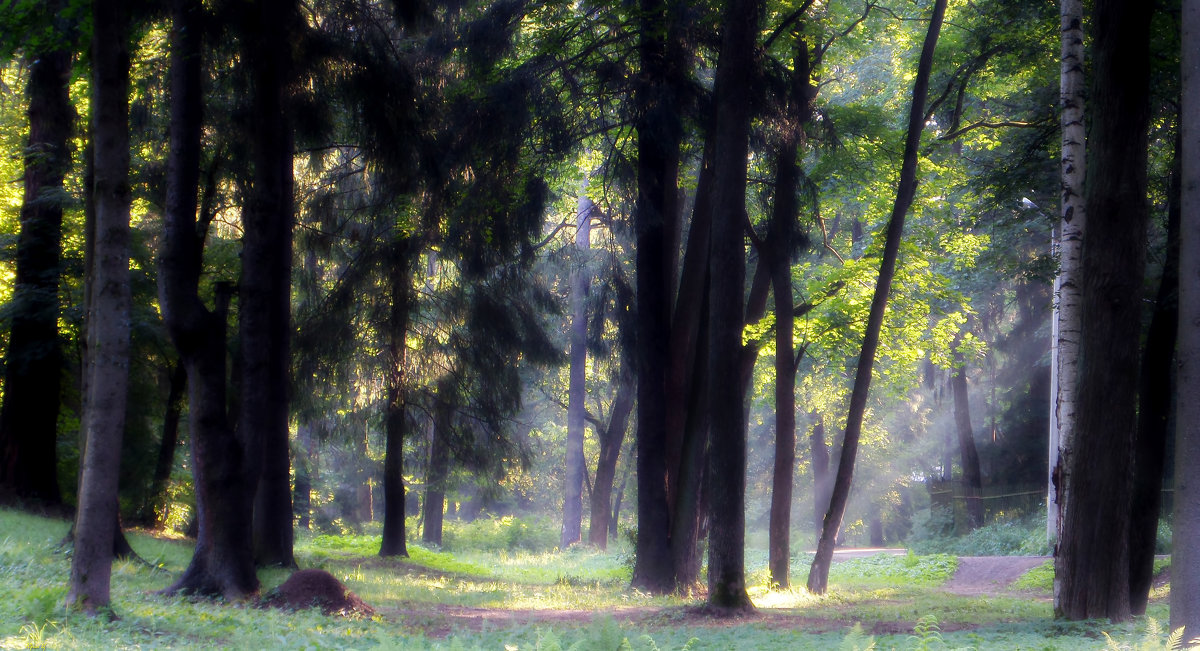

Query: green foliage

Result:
[825,552,958,587]
[1104,618,1200,651]
[908,513,1051,557]
[441,515,560,554]
[839,623,876,651]
[0,508,1177,649]
[1011,560,1053,592]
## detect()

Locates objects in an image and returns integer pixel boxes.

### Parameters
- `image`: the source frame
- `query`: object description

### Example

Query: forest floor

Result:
[1,509,1172,649]
[371,552,1056,637]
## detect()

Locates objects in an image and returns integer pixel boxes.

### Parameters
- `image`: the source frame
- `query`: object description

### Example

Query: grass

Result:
[0,507,1178,649]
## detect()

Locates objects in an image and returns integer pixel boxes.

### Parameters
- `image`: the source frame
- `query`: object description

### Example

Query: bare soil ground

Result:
[941,555,1050,596]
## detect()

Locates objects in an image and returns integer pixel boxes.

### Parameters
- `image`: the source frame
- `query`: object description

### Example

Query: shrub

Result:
[908,512,1050,556]
[441,515,559,553]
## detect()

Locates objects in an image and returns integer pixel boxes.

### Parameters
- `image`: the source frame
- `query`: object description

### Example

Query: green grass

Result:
[0,508,1178,649]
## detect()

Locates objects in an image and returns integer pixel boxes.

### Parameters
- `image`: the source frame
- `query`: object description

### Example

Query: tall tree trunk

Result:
[1050,0,1087,552]
[704,0,761,611]
[423,387,452,546]
[562,192,592,548]
[0,2,72,507]
[952,354,983,529]
[631,0,684,595]
[808,0,946,595]
[1055,0,1152,623]
[670,294,709,592]
[1128,131,1180,615]
[766,38,812,589]
[159,0,258,599]
[589,370,633,549]
[244,0,296,569]
[380,239,413,557]
[810,414,831,536]
[67,0,131,612]
[1174,0,1200,634]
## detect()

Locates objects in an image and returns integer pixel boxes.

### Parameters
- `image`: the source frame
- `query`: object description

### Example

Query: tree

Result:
[1054,0,1153,623]
[67,0,132,613]
[244,0,298,569]
[1048,0,1086,549]
[1129,130,1179,615]
[0,0,74,507]
[704,0,761,610]
[380,238,413,557]
[159,0,258,599]
[952,345,983,529]
[561,189,592,548]
[1174,0,1200,634]
[631,0,685,595]
[808,0,947,595]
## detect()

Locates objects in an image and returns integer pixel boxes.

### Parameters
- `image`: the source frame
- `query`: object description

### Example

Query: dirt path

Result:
[941,555,1049,595]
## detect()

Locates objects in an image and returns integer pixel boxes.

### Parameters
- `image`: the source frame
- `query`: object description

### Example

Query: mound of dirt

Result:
[260,569,374,617]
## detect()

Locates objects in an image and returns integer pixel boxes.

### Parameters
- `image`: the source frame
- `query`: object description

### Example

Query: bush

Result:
[908,512,1050,556]
[441,515,560,553]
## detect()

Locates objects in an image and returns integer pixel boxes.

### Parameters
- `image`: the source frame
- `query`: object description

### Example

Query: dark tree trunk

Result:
[808,0,946,595]
[1128,132,1180,615]
[869,503,884,547]
[952,355,983,529]
[1172,0,1200,632]
[145,362,187,525]
[380,239,413,557]
[670,294,709,592]
[1055,0,1152,623]
[159,0,258,599]
[0,4,73,507]
[768,248,796,588]
[704,0,761,611]
[562,195,592,548]
[589,371,633,549]
[611,438,633,541]
[243,0,296,569]
[631,0,684,595]
[423,389,452,546]
[810,415,831,536]
[766,39,812,588]
[67,0,132,612]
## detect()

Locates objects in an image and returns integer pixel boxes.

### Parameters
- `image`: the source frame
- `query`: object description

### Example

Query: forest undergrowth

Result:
[0,508,1176,649]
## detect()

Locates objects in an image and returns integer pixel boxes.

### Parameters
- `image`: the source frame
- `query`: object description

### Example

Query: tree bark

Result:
[808,0,946,595]
[67,0,132,612]
[1174,0,1200,634]
[631,0,684,595]
[1128,131,1180,615]
[1049,0,1086,552]
[766,38,813,589]
[159,0,258,599]
[1054,0,1152,623]
[380,239,413,557]
[0,2,73,507]
[704,0,761,611]
[244,0,296,569]
[562,192,592,548]
[379,240,413,553]
[952,354,983,530]
[589,369,633,548]
[423,385,452,546]
[810,414,831,536]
